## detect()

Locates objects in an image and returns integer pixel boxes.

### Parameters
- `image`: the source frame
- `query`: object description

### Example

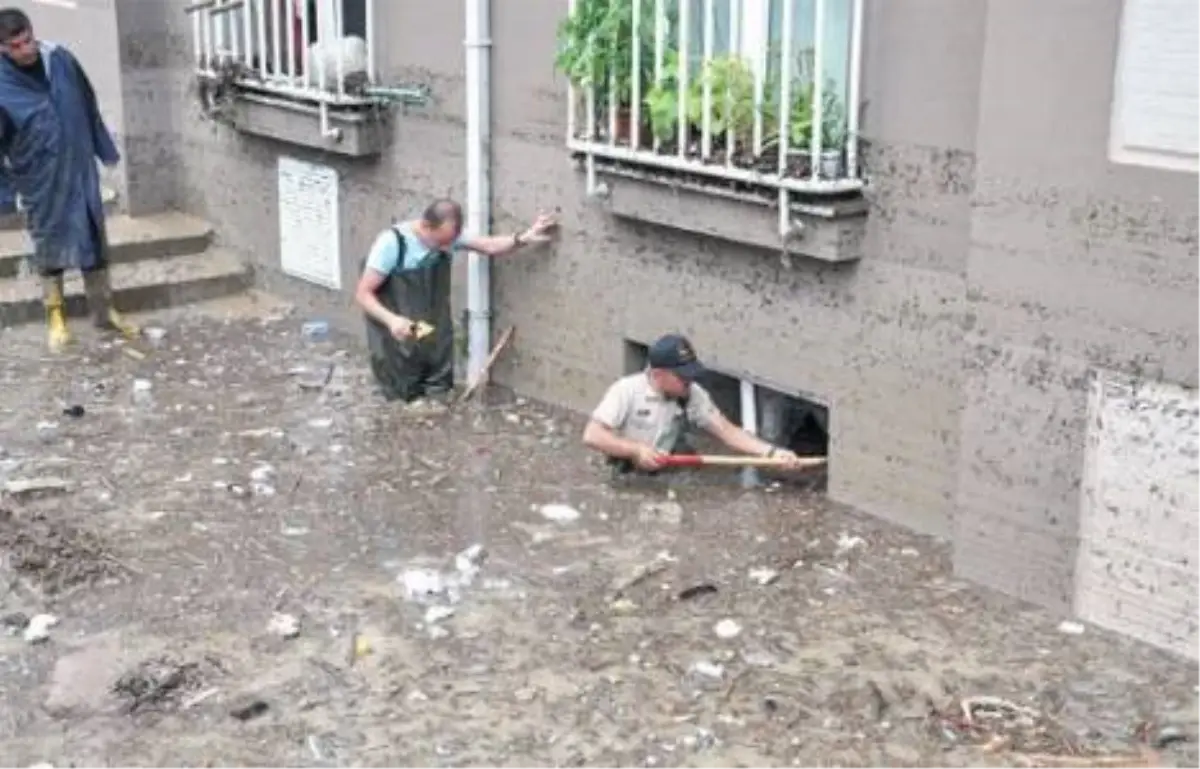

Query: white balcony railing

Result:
[565,0,865,218]
[186,0,376,106]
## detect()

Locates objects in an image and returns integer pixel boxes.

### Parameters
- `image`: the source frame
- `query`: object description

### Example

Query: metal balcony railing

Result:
[186,0,376,106]
[566,0,865,209]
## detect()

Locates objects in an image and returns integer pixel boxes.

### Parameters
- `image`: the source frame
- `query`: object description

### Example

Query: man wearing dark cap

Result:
[355,199,556,404]
[583,334,806,473]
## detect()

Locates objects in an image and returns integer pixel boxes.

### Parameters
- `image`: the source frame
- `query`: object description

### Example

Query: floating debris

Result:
[678,583,718,601]
[714,619,742,640]
[267,613,300,639]
[424,605,455,624]
[4,477,71,496]
[748,567,780,586]
[691,661,725,679]
[113,656,221,715]
[229,699,269,721]
[22,613,58,643]
[539,503,581,523]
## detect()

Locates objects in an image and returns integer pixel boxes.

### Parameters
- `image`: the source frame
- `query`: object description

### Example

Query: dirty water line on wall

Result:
[465,0,493,383]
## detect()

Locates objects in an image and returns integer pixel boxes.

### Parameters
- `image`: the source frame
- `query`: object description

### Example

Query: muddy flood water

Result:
[0,300,1196,767]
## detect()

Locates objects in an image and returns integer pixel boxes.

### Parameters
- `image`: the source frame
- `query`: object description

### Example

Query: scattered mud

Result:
[113,654,225,715]
[0,507,126,597]
[0,304,1194,767]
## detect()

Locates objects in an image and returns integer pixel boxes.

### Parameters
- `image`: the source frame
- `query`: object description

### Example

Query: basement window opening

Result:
[623,339,829,468]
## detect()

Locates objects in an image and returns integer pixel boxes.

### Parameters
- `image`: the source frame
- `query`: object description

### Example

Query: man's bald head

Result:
[422,199,462,229]
[418,198,464,250]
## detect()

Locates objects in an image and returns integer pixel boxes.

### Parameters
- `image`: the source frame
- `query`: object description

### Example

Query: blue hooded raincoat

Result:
[0,41,120,272]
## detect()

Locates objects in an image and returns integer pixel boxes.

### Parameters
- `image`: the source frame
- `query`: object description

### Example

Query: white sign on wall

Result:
[1110,0,1200,172]
[278,156,342,290]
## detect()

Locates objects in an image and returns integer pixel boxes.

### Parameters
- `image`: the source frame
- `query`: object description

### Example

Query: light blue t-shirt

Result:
[364,222,472,275]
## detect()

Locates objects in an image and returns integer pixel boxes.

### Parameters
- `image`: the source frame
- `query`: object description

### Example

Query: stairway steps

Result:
[0,248,252,327]
[0,211,212,279]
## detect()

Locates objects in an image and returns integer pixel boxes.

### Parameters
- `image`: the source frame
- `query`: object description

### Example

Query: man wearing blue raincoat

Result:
[0,8,138,351]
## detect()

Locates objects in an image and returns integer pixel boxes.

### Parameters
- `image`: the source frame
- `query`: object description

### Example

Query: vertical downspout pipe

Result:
[465,0,493,383]
[740,378,759,487]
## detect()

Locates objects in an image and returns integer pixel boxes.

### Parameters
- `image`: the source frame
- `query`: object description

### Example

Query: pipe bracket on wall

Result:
[584,153,611,199]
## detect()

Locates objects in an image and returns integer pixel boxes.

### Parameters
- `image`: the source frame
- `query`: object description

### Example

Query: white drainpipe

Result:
[740,379,759,487]
[465,0,493,382]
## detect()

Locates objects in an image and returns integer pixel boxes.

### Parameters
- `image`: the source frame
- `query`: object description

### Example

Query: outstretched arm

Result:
[68,52,120,166]
[459,211,558,256]
[688,385,807,466]
[703,409,780,457]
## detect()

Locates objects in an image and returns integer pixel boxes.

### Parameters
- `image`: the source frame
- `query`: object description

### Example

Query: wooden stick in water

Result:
[659,454,828,469]
[454,325,516,405]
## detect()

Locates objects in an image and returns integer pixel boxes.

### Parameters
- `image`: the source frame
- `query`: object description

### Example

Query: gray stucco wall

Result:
[36,0,1197,654]
[956,0,1197,615]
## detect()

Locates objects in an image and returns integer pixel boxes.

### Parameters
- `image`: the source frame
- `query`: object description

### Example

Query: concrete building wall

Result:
[28,0,1198,657]
[954,0,1198,646]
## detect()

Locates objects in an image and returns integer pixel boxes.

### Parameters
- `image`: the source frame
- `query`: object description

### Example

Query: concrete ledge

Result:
[227,91,387,157]
[0,248,252,327]
[589,163,867,264]
[0,211,212,280]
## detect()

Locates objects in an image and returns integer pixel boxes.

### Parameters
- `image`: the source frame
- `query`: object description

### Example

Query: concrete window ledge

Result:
[225,91,387,158]
[580,159,868,264]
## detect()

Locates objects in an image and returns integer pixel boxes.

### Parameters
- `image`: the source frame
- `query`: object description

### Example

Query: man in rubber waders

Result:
[583,334,808,475]
[354,199,557,404]
[0,8,139,352]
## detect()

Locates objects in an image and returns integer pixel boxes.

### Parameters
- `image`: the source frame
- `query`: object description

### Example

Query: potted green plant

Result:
[785,79,847,177]
[556,0,659,143]
[644,52,777,159]
[701,54,758,149]
[643,49,698,146]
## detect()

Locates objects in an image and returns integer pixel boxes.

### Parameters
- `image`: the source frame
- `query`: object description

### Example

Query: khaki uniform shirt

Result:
[590,373,719,452]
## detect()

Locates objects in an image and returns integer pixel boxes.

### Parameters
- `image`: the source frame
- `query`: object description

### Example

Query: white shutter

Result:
[1110,0,1200,172]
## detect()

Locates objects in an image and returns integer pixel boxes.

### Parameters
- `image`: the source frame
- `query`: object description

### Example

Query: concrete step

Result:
[0,248,252,328]
[0,185,119,232]
[0,211,212,279]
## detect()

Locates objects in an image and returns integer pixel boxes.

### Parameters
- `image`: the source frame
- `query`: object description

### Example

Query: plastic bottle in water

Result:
[301,320,330,343]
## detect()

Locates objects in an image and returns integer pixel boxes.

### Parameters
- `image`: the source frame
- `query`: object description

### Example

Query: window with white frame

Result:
[193,0,374,102]
[562,0,863,192]
[1109,0,1199,173]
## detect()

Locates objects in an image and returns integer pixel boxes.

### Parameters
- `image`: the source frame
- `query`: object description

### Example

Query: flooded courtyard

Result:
[0,298,1196,767]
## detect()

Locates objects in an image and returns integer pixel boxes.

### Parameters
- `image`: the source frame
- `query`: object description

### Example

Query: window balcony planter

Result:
[185,0,428,156]
[561,0,867,263]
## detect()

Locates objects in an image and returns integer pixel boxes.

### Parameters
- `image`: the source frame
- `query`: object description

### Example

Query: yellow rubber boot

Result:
[83,268,140,339]
[41,274,71,353]
[104,306,140,340]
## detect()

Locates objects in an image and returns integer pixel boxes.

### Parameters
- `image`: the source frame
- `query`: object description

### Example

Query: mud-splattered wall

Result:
[950,0,1198,642]
[31,0,1198,655]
